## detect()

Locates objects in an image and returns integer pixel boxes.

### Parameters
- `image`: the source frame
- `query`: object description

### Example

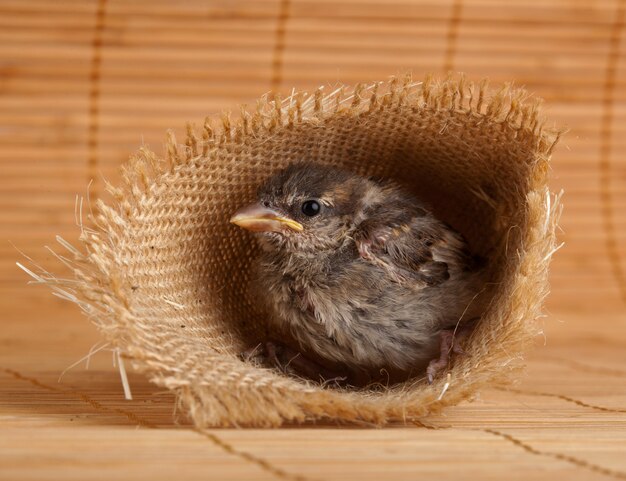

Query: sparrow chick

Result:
[231,163,487,384]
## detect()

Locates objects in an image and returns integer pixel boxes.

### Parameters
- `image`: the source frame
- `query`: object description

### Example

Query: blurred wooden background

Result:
[1,1,625,480]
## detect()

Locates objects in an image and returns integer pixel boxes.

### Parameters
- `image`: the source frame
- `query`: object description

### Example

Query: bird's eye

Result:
[301,200,321,217]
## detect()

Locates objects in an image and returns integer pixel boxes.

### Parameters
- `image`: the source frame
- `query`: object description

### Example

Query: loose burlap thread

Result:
[35,75,561,427]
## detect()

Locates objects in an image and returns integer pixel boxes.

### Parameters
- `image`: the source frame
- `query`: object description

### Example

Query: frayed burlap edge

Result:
[23,74,562,427]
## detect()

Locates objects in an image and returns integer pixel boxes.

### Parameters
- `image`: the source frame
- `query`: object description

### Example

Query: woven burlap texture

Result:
[39,75,561,427]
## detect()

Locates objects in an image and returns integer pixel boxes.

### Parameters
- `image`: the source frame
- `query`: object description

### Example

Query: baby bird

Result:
[230,163,487,384]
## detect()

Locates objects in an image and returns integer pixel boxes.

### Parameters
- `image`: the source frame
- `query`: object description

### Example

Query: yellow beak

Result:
[230,203,303,233]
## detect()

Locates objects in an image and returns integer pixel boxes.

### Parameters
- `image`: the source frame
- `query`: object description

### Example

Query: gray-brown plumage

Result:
[231,163,488,384]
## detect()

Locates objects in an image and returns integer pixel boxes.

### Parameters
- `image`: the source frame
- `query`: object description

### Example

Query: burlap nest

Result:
[38,75,562,427]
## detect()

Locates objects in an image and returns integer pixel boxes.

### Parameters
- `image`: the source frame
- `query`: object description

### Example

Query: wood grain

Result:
[1,0,625,479]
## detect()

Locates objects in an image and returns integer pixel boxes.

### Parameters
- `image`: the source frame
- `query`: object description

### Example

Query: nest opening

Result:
[225,111,527,385]
[39,76,560,426]
[183,101,534,368]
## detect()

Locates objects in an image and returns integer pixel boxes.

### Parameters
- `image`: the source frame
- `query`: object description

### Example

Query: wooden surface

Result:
[1,0,625,480]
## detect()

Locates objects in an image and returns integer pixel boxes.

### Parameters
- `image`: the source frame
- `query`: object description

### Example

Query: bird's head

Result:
[230,163,369,254]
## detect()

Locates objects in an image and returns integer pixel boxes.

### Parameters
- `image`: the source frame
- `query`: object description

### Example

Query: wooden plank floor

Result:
[1,0,626,479]
[2,297,625,480]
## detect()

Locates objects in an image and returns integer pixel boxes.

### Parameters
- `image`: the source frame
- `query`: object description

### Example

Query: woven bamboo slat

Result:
[1,0,624,478]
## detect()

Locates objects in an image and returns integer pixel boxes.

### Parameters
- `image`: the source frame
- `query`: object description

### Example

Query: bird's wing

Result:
[354,208,464,287]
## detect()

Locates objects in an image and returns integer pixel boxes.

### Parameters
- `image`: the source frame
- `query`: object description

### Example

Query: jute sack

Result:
[40,75,561,427]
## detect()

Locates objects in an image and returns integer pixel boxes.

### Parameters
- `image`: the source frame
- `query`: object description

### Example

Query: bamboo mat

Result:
[1,0,625,479]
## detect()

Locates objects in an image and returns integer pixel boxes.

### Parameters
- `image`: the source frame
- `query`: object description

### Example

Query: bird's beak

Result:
[230,203,303,233]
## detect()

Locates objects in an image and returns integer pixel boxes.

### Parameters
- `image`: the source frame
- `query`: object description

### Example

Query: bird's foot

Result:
[426,328,470,384]
[239,343,267,363]
[240,340,348,384]
[239,341,288,369]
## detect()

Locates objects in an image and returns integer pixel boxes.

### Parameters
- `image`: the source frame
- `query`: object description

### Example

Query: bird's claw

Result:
[239,343,265,362]
[239,341,284,368]
[426,329,469,384]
